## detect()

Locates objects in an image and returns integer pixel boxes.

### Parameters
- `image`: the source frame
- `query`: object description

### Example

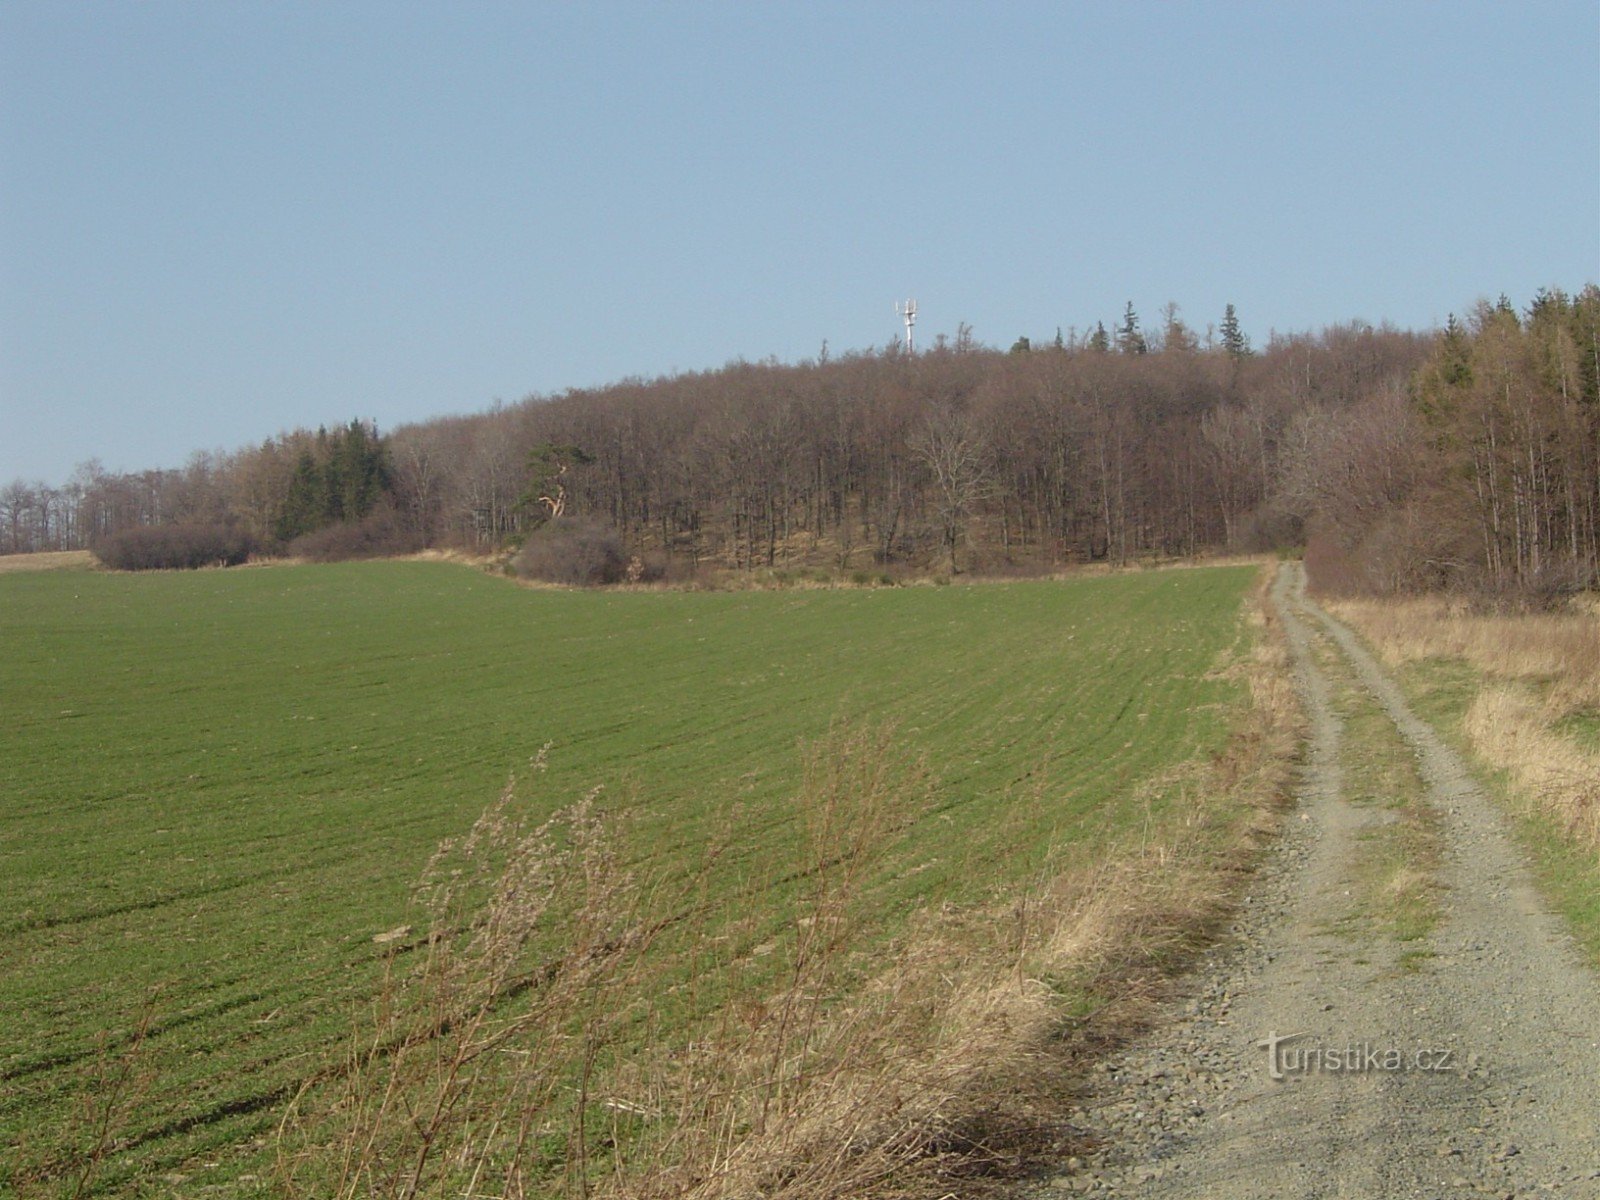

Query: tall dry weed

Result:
[1464,688,1600,854]
[275,749,666,1198]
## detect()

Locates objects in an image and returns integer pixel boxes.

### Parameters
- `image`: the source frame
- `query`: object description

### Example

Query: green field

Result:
[0,561,1257,1193]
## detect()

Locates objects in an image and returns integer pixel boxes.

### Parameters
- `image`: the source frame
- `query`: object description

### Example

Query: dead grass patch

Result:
[1328,595,1600,713]
[1464,687,1600,855]
[0,549,95,573]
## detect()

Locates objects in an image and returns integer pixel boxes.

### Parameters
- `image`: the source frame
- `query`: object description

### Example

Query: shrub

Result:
[92,524,255,571]
[1302,532,1359,597]
[629,549,672,583]
[512,517,628,586]
[287,507,422,563]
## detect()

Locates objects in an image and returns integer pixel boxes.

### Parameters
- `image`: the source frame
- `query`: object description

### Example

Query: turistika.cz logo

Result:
[1256,1031,1459,1081]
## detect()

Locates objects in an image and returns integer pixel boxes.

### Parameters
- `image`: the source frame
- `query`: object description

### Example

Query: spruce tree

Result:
[1571,284,1600,406]
[1116,302,1147,354]
[327,421,389,522]
[1220,304,1250,359]
[276,451,326,541]
[1438,314,1473,389]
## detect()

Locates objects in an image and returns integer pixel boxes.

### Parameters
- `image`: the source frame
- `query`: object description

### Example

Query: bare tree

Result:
[911,407,991,572]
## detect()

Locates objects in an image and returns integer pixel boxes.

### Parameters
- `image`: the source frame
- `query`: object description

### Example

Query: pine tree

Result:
[1220,304,1250,359]
[1087,321,1111,353]
[1439,314,1472,388]
[519,443,594,525]
[1571,284,1600,407]
[1116,302,1147,354]
[276,451,326,541]
[1525,286,1564,325]
[326,421,389,522]
[271,420,391,542]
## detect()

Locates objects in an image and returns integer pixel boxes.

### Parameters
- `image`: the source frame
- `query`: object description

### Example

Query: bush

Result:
[92,523,255,571]
[630,550,672,583]
[287,508,422,563]
[512,518,629,586]
[1302,532,1359,597]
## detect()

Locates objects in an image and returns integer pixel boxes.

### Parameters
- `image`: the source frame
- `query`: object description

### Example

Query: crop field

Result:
[0,561,1260,1195]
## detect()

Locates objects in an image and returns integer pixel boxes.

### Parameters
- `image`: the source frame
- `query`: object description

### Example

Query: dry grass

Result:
[0,549,95,573]
[1327,595,1600,712]
[274,573,1298,1200]
[1328,595,1600,860]
[1464,688,1600,852]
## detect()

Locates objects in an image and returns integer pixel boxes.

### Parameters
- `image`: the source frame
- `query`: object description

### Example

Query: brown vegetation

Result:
[90,522,255,571]
[512,517,632,586]
[286,506,423,563]
[12,287,1592,597]
[1303,290,1600,598]
[0,306,1436,576]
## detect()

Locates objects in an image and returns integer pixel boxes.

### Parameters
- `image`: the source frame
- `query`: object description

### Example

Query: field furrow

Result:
[0,561,1259,1193]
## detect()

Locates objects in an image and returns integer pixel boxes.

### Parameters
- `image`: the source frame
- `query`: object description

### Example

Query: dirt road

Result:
[1035,563,1600,1197]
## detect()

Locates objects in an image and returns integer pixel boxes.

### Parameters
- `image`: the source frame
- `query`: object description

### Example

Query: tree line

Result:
[1303,288,1600,596]
[5,290,1596,595]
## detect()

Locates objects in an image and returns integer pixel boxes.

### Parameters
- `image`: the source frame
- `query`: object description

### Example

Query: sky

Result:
[2,2,1596,486]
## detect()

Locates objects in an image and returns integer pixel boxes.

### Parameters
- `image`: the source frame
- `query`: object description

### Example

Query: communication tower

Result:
[895,298,917,353]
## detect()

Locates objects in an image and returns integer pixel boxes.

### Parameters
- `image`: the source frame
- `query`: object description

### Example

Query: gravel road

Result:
[1029,562,1600,1198]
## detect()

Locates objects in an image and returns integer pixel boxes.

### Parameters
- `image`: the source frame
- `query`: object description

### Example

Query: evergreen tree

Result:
[276,450,326,541]
[325,421,390,522]
[1220,304,1250,359]
[1571,284,1600,407]
[1439,314,1473,387]
[1525,286,1565,325]
[271,420,392,542]
[1009,335,1032,354]
[1087,321,1111,353]
[1116,302,1147,354]
[519,443,594,525]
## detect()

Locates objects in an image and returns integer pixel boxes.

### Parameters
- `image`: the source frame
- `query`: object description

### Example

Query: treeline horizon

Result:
[5,288,1597,596]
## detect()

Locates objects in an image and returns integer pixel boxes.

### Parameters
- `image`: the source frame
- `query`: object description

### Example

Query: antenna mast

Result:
[895,298,917,353]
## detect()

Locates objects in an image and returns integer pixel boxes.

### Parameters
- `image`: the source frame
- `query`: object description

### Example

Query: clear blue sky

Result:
[2,1,1596,485]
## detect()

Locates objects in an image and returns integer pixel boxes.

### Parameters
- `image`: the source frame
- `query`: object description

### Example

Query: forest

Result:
[5,288,1597,597]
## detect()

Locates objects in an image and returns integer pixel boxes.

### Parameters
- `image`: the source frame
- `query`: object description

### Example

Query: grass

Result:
[1311,631,1442,960]
[1325,595,1600,966]
[0,550,95,574]
[0,560,1272,1196]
